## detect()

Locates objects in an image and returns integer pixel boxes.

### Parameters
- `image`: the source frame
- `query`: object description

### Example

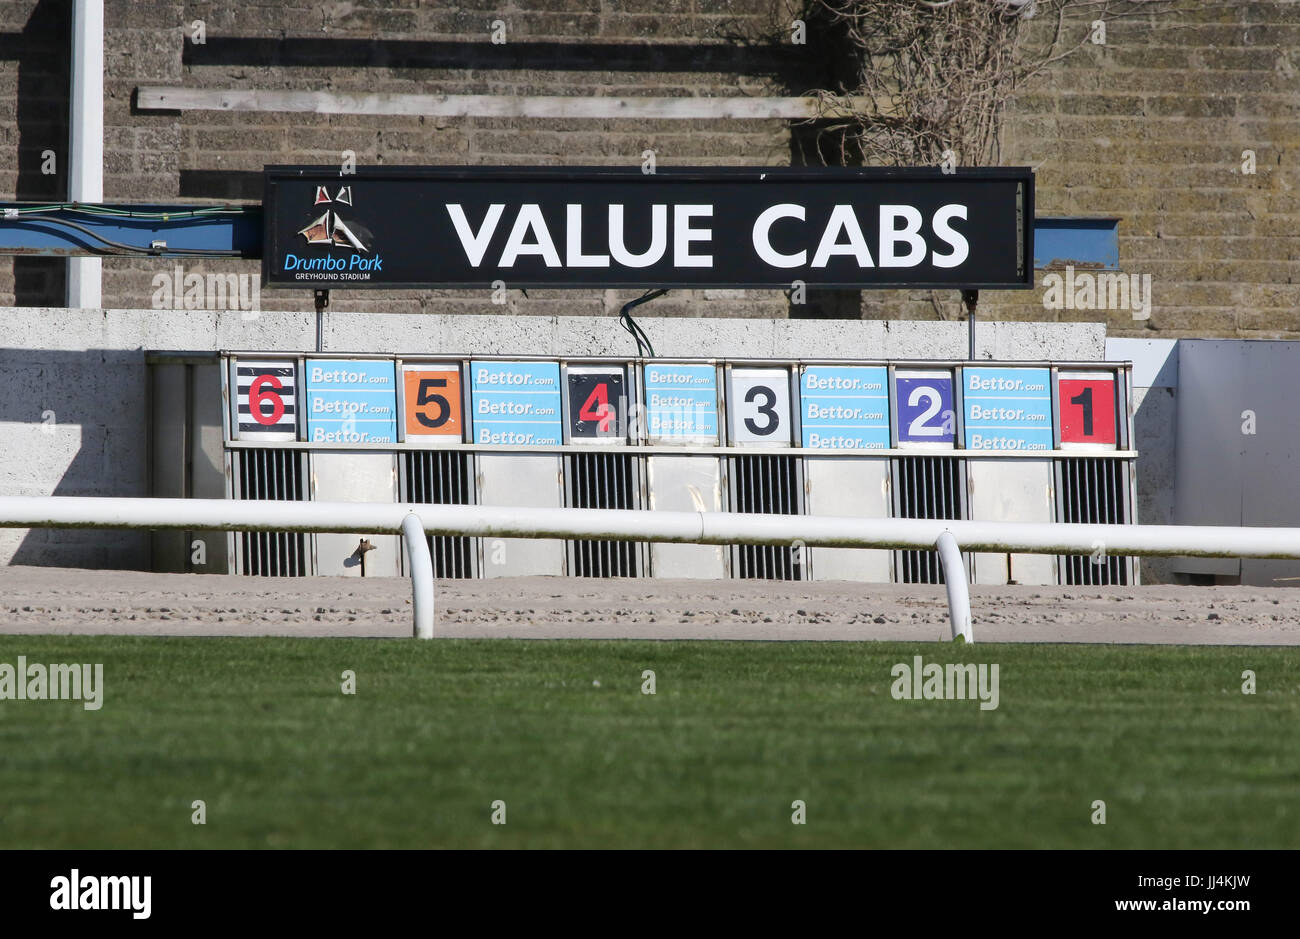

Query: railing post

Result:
[936,531,973,643]
[401,512,435,639]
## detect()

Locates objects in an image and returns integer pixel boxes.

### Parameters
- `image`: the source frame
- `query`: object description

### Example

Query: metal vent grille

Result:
[235,448,307,576]
[403,450,476,579]
[565,452,641,577]
[1057,457,1131,585]
[729,454,802,580]
[894,456,965,584]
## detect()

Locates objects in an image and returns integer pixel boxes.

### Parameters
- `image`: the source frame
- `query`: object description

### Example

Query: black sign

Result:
[262,165,1033,290]
[567,368,627,441]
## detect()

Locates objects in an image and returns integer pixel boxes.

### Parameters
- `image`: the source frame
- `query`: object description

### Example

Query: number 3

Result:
[744,385,779,436]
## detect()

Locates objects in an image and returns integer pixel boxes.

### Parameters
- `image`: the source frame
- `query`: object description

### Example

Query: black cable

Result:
[619,288,666,358]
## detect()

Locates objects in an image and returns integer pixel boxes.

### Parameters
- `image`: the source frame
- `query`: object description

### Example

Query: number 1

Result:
[1070,386,1094,436]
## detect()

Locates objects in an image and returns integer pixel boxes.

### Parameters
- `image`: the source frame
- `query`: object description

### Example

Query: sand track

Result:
[0,566,1296,644]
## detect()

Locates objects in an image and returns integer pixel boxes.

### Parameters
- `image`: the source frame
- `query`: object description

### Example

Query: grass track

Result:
[0,635,1296,848]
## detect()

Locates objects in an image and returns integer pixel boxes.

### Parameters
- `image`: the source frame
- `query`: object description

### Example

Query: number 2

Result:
[907,386,943,436]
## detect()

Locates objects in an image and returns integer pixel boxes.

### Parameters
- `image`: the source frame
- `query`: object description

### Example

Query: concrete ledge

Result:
[6,307,1106,361]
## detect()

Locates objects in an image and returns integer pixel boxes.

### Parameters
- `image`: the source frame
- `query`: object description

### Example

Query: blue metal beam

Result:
[0,204,260,258]
[1034,216,1120,270]
[0,203,1120,271]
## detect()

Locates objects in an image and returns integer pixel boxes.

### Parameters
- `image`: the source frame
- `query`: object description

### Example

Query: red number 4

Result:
[579,383,615,432]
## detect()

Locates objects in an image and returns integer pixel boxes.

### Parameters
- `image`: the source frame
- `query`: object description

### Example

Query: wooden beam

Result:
[137,86,874,120]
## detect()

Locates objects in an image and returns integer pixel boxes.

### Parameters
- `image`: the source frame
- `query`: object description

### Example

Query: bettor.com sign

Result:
[263,165,1033,290]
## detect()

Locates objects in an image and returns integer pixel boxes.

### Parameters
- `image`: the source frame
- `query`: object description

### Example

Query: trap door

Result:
[309,451,401,577]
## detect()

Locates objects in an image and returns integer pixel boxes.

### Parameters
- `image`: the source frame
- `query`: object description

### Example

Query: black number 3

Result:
[744,385,779,436]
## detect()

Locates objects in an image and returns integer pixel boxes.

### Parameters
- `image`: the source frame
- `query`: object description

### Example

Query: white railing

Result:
[4,496,1300,642]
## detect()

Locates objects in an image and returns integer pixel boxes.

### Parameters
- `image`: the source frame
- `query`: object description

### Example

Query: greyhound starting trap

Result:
[146,351,1137,587]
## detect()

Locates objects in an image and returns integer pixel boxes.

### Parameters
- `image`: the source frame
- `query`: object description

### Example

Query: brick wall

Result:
[0,0,1296,334]
[987,2,1300,338]
[124,0,801,319]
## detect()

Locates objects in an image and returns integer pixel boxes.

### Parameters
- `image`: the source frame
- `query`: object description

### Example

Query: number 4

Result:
[579,382,615,432]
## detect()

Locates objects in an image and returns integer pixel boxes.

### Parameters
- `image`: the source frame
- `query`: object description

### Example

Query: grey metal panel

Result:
[1236,342,1300,585]
[476,453,565,577]
[1171,340,1246,577]
[646,455,727,578]
[967,459,1056,585]
[309,451,401,577]
[804,456,892,582]
[1169,338,1300,582]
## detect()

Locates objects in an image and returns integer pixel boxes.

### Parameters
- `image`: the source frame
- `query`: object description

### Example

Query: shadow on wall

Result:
[4,0,70,306]
[0,348,150,569]
[178,33,826,201]
[1130,384,1177,584]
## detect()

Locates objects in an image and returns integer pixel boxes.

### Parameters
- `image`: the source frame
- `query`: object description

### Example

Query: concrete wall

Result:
[984,2,1300,338]
[0,306,1104,569]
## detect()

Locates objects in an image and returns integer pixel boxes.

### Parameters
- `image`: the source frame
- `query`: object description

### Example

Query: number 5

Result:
[416,378,450,428]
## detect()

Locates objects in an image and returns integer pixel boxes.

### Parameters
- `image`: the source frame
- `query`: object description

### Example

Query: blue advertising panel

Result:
[643,362,718,443]
[962,366,1053,451]
[304,358,397,443]
[469,360,563,445]
[895,370,956,446]
[800,365,890,450]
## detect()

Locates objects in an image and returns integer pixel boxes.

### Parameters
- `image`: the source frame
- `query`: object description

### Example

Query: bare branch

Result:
[791,0,1181,169]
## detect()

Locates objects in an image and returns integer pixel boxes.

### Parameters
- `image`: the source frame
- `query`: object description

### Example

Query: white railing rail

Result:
[5,496,1300,642]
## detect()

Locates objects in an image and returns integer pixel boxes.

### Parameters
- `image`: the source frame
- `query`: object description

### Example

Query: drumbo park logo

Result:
[284,184,384,280]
